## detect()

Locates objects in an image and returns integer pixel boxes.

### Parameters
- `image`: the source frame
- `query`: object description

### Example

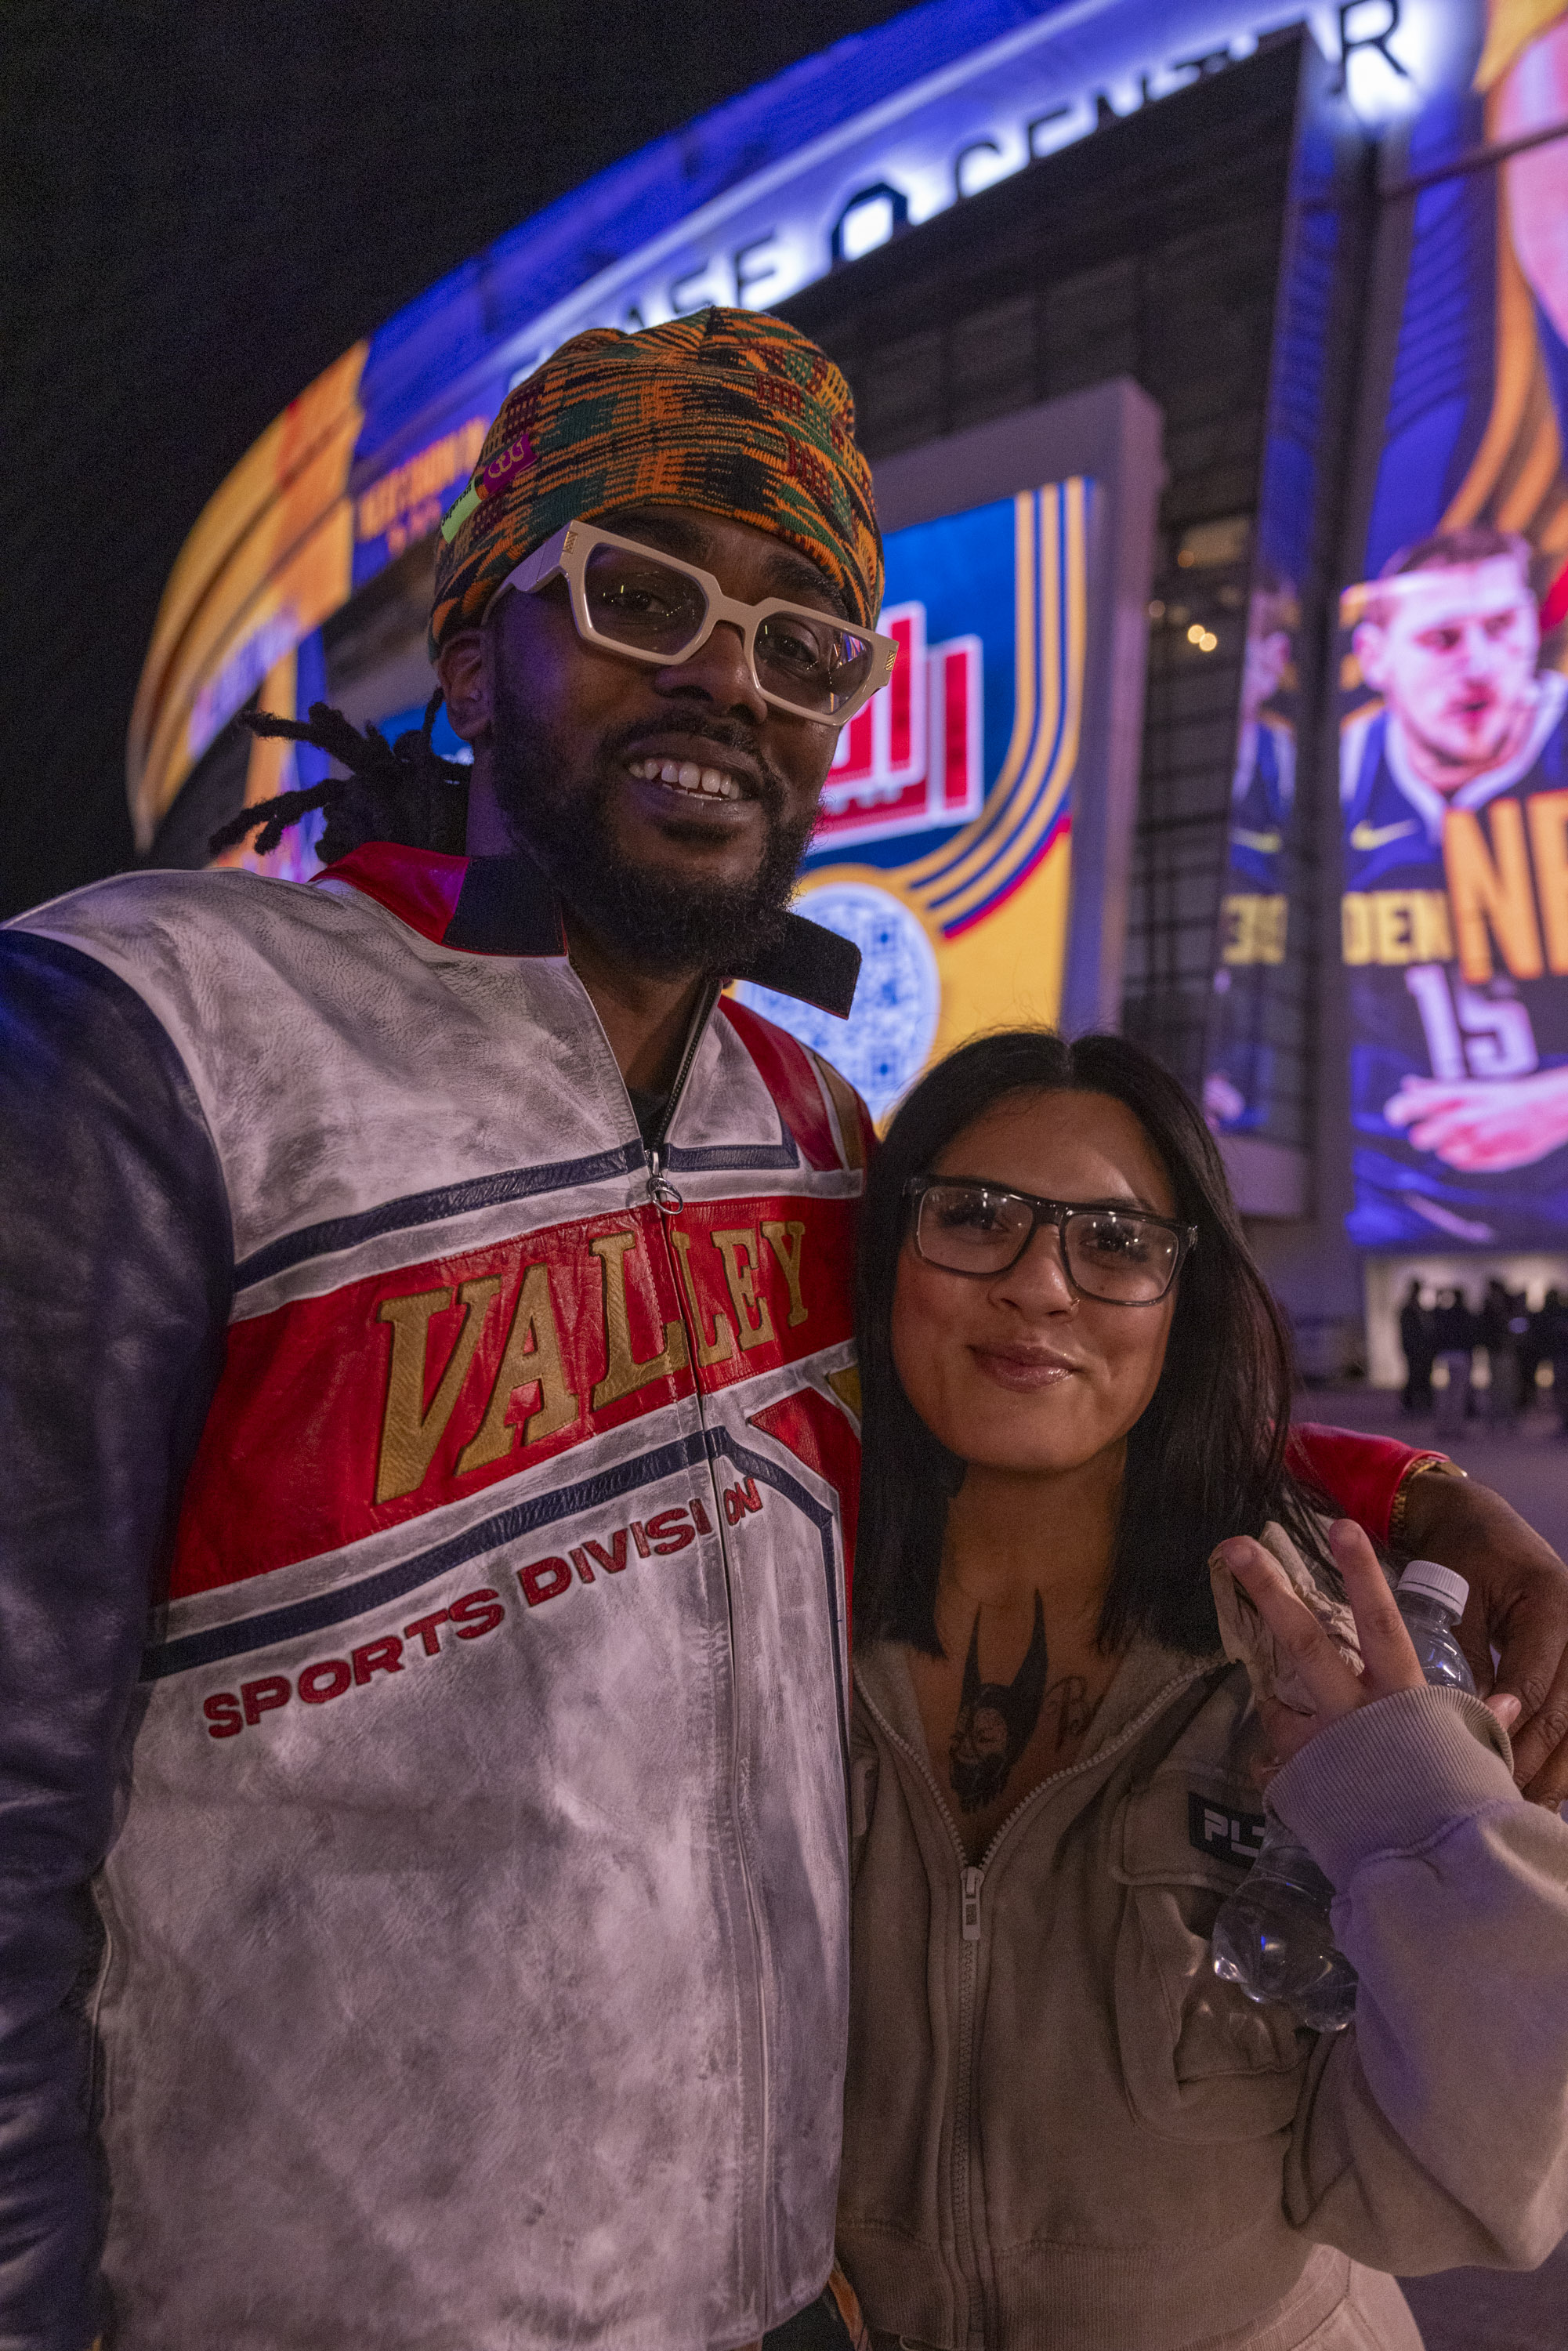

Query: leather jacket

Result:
[0,842,870,2351]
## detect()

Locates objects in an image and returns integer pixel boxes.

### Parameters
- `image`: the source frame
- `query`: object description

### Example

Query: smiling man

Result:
[4,316,1568,2351]
[0,312,895,2351]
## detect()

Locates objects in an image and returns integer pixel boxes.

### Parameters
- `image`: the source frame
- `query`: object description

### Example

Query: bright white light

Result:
[733,229,811,309]
[840,192,897,261]
[954,133,1024,198]
[1307,0,1453,129]
[898,160,954,227]
[1026,94,1094,162]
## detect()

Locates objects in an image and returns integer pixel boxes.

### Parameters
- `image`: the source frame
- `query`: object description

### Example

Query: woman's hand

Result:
[1212,1520,1426,1773]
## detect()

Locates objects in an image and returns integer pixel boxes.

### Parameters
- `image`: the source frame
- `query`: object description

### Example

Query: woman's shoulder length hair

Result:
[854,1027,1326,1658]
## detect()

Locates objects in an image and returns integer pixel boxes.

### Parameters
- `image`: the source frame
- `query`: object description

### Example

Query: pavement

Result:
[1298,1379,1568,1559]
[1295,1382,1568,2351]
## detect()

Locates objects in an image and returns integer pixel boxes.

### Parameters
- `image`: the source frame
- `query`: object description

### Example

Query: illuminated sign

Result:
[129,0,1448,853]
[1336,0,1568,1250]
[733,480,1089,1118]
[495,2,1443,386]
[816,604,984,849]
[187,605,301,764]
[354,415,488,569]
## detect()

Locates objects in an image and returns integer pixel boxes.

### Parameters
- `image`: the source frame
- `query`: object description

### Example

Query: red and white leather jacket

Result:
[2,842,875,2351]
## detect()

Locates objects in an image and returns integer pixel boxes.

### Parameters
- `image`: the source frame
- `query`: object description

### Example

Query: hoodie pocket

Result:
[1110,1780,1307,2141]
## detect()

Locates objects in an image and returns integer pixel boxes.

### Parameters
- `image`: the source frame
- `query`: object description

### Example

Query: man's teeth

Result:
[628,755,743,802]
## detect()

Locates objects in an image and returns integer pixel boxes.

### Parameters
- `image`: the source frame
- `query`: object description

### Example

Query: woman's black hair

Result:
[208,692,470,864]
[854,1027,1327,1658]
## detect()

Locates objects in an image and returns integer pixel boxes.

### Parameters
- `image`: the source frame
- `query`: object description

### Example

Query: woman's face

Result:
[890,1089,1182,1477]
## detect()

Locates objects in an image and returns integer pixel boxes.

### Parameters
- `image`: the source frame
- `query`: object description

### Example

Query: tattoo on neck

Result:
[951,1595,1048,1813]
[949,1596,1099,1816]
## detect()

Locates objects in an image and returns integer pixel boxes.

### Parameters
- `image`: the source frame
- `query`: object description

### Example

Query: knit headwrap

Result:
[429,308,882,656]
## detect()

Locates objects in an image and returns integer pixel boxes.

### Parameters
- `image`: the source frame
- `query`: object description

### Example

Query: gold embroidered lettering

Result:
[590,1230,690,1408]
[761,1219,809,1327]
[711,1229,776,1351]
[375,1277,502,1503]
[455,1262,579,1475]
[671,1230,736,1367]
[1443,800,1544,983]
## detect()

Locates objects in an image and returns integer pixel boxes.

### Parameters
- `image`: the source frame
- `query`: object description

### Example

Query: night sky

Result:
[2,0,911,918]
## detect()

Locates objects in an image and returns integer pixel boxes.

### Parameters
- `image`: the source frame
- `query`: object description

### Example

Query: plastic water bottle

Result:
[1210,1562,1475,2030]
[1210,1817,1360,2032]
[1393,1559,1476,1694]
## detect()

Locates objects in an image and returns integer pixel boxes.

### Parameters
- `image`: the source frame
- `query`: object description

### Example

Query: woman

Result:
[838,1029,1568,2351]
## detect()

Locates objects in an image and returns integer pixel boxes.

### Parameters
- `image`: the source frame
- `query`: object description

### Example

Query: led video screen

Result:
[1339,6,1568,1252]
[732,480,1088,1120]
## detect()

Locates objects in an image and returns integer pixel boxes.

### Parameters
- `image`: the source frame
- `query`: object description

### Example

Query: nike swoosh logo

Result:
[1231,828,1281,853]
[1350,818,1421,851]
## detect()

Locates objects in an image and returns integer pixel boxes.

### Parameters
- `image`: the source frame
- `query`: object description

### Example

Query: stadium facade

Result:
[131,0,1568,1380]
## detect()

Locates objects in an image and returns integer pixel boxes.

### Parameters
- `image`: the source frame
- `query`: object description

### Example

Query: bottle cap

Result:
[1399,1559,1470,1616]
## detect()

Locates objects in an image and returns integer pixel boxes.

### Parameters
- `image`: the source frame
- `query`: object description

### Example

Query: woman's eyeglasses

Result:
[905,1176,1197,1306]
[494,519,900,725]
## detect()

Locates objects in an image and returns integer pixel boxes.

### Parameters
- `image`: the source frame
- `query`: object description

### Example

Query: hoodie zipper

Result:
[632,973,777,2309]
[854,1664,1208,2350]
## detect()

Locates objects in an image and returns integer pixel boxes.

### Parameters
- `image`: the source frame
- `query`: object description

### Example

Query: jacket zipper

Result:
[854,1665,1208,2349]
[636,975,775,2310]
[642,979,720,1215]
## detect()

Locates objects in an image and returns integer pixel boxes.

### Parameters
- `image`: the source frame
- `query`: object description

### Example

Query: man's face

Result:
[1241,623,1291,726]
[1354,556,1540,786]
[441,505,845,975]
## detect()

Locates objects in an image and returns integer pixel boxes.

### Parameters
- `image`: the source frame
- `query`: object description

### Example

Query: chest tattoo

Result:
[949,1595,1097,1815]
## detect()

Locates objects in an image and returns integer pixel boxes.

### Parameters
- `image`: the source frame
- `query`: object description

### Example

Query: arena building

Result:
[129,0,1568,1381]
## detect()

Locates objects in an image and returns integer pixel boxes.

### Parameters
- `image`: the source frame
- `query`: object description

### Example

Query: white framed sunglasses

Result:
[494,518,898,726]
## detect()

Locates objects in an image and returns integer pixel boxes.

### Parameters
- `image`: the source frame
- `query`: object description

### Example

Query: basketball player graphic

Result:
[1204,575,1297,1135]
[1341,527,1568,1246]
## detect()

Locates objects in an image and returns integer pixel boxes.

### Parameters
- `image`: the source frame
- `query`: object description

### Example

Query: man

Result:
[1482,1276,1528,1429]
[1545,1287,1568,1432]
[1342,524,1568,1245]
[1397,1276,1435,1415]
[3,313,1567,2351]
[1432,1287,1477,1444]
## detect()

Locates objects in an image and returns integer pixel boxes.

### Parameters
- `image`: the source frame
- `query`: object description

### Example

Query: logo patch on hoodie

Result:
[1188,1793,1267,1864]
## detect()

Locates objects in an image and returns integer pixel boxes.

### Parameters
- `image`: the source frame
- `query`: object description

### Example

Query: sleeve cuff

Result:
[1269,1685,1517,1886]
[1284,1423,1445,1548]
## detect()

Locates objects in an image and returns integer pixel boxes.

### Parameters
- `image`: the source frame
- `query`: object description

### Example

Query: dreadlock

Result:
[208,690,471,863]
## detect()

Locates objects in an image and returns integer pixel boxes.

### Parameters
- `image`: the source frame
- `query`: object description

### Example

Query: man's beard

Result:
[489,675,817,980]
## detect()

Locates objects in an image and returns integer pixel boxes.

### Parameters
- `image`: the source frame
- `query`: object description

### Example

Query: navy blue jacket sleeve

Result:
[0,933,231,2349]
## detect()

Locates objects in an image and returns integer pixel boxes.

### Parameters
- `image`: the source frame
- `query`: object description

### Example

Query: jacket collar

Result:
[322,839,860,1017]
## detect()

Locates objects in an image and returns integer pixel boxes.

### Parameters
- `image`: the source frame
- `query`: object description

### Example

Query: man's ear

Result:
[1352,619,1387,691]
[437,629,492,746]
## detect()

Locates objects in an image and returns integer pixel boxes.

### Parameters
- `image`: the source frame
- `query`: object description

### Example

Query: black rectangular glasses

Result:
[906,1175,1196,1305]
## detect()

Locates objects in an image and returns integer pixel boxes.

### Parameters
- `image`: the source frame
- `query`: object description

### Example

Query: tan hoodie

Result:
[838,1637,1568,2351]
